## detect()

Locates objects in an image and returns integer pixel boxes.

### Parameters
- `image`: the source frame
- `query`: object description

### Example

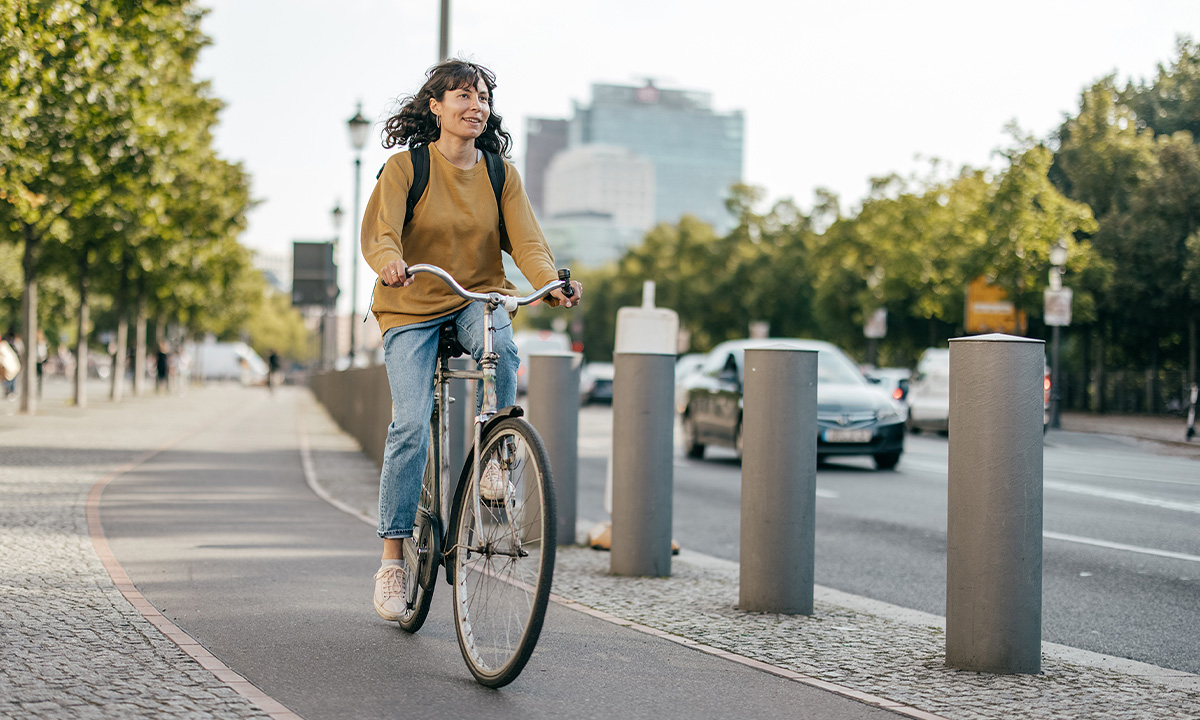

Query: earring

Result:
[435,115,440,128]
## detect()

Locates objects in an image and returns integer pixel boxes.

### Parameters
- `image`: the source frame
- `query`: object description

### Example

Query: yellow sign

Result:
[965,277,1025,334]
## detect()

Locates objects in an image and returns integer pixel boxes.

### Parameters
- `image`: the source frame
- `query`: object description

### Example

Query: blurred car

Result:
[580,362,614,404]
[907,348,1052,434]
[512,330,571,394]
[679,338,905,470]
[674,352,707,413]
[906,348,950,434]
[864,367,911,420]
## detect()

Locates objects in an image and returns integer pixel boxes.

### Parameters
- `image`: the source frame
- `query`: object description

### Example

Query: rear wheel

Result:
[451,417,555,688]
[683,413,705,459]
[397,448,439,633]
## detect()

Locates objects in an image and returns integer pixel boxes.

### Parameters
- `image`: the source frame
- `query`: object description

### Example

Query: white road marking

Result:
[898,460,1200,515]
[1044,480,1200,515]
[1044,531,1200,564]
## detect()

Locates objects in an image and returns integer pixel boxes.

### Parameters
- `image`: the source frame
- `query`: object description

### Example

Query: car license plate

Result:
[824,429,872,443]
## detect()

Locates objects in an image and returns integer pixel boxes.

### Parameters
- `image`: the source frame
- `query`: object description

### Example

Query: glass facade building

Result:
[569,82,744,233]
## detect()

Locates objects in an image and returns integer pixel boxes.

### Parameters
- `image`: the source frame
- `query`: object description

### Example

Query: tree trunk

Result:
[1189,315,1197,393]
[1147,346,1159,414]
[110,255,130,403]
[73,253,89,408]
[1093,328,1106,413]
[19,222,38,415]
[133,280,147,397]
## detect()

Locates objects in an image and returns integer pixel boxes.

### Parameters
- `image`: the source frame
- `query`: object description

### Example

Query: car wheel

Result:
[874,452,901,470]
[906,415,921,435]
[735,423,744,460]
[683,414,705,459]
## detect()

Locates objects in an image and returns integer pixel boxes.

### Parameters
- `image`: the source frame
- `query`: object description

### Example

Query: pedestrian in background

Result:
[268,349,280,393]
[155,342,170,394]
[361,58,582,622]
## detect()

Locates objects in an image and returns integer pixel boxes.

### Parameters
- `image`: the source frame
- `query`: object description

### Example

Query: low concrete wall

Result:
[309,366,391,468]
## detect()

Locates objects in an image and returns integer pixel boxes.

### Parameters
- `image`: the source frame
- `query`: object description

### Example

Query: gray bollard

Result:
[739,347,818,614]
[527,352,580,546]
[946,333,1045,674]
[447,357,472,497]
[610,351,676,577]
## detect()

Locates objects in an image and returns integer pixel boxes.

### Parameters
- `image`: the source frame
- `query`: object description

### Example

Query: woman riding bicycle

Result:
[361,58,582,622]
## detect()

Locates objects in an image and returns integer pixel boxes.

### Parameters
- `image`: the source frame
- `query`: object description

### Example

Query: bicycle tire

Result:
[450,417,556,687]
[397,451,438,633]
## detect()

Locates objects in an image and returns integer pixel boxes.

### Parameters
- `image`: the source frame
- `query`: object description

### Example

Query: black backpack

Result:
[377,144,509,250]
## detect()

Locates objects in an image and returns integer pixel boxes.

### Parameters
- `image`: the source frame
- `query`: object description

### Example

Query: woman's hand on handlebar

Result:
[551,280,583,308]
[380,260,412,288]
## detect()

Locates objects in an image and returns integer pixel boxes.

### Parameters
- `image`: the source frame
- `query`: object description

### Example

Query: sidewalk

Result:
[1,379,1198,720]
[1059,410,1200,458]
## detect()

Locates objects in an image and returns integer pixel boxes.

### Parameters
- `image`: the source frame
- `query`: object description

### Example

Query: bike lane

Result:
[100,386,900,720]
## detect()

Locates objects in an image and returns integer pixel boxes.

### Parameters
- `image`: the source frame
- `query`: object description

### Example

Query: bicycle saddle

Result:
[438,323,467,359]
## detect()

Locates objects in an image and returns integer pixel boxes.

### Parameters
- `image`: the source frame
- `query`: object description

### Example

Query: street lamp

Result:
[1047,239,1070,429]
[347,104,370,366]
[324,202,344,371]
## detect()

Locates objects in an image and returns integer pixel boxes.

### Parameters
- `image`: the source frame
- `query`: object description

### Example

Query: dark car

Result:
[580,362,614,404]
[680,338,905,470]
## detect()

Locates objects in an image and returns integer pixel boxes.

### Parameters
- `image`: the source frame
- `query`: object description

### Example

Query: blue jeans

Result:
[377,302,518,539]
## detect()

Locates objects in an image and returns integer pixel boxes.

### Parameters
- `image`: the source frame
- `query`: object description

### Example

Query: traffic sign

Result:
[1044,288,1072,327]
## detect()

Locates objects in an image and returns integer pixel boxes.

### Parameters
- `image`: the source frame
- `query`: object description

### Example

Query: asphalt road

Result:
[575,406,1200,674]
[101,390,897,720]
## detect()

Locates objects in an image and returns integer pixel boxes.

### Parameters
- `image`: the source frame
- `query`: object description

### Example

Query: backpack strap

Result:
[405,144,430,226]
[483,149,510,252]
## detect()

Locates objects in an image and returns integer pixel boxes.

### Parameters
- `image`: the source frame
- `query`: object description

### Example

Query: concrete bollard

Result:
[946,333,1045,674]
[610,351,676,577]
[739,347,818,614]
[527,352,580,546]
[447,357,472,512]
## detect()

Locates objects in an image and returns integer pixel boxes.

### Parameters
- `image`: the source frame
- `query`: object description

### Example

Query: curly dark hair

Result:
[381,59,513,158]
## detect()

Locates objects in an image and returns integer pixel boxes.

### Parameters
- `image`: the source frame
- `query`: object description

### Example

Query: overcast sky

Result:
[194,0,1199,310]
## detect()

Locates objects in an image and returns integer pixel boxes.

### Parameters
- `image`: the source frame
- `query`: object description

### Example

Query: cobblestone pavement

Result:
[1,379,273,720]
[295,390,1200,720]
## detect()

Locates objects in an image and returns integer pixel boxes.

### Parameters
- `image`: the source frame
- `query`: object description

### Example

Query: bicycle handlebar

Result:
[382,263,572,313]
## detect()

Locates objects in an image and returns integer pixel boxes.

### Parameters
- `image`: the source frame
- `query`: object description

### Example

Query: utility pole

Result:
[439,0,450,61]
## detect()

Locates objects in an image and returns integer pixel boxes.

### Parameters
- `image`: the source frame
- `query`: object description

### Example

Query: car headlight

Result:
[876,407,900,422]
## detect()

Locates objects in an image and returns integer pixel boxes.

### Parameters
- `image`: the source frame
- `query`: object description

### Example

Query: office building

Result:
[544,145,655,231]
[569,81,743,233]
[523,117,569,217]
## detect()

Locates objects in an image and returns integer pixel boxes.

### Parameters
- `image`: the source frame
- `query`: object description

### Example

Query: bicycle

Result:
[384,263,572,687]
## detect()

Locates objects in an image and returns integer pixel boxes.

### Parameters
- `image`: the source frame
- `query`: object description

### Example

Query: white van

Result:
[188,341,269,385]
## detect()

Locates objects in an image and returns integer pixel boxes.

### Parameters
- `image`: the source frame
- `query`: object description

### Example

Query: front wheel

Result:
[683,413,705,459]
[451,417,555,688]
[874,451,901,471]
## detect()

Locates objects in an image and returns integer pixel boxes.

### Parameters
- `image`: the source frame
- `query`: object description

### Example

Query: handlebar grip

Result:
[558,268,574,298]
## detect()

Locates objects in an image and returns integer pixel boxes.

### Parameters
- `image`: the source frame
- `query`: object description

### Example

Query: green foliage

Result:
[0,0,291,396]
[242,285,315,363]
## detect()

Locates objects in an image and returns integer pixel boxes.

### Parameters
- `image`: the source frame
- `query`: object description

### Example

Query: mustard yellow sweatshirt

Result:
[360,145,559,334]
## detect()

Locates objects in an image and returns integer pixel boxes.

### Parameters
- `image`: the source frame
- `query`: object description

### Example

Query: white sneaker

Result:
[479,458,513,502]
[373,564,406,621]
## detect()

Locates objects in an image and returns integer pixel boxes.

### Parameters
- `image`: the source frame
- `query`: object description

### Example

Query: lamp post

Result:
[327,202,344,370]
[347,104,370,366]
[1046,239,1070,429]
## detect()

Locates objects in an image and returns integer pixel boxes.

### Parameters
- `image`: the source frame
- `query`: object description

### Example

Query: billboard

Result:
[292,241,338,308]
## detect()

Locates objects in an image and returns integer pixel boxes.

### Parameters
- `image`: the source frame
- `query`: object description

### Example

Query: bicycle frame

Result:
[403,264,570,569]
